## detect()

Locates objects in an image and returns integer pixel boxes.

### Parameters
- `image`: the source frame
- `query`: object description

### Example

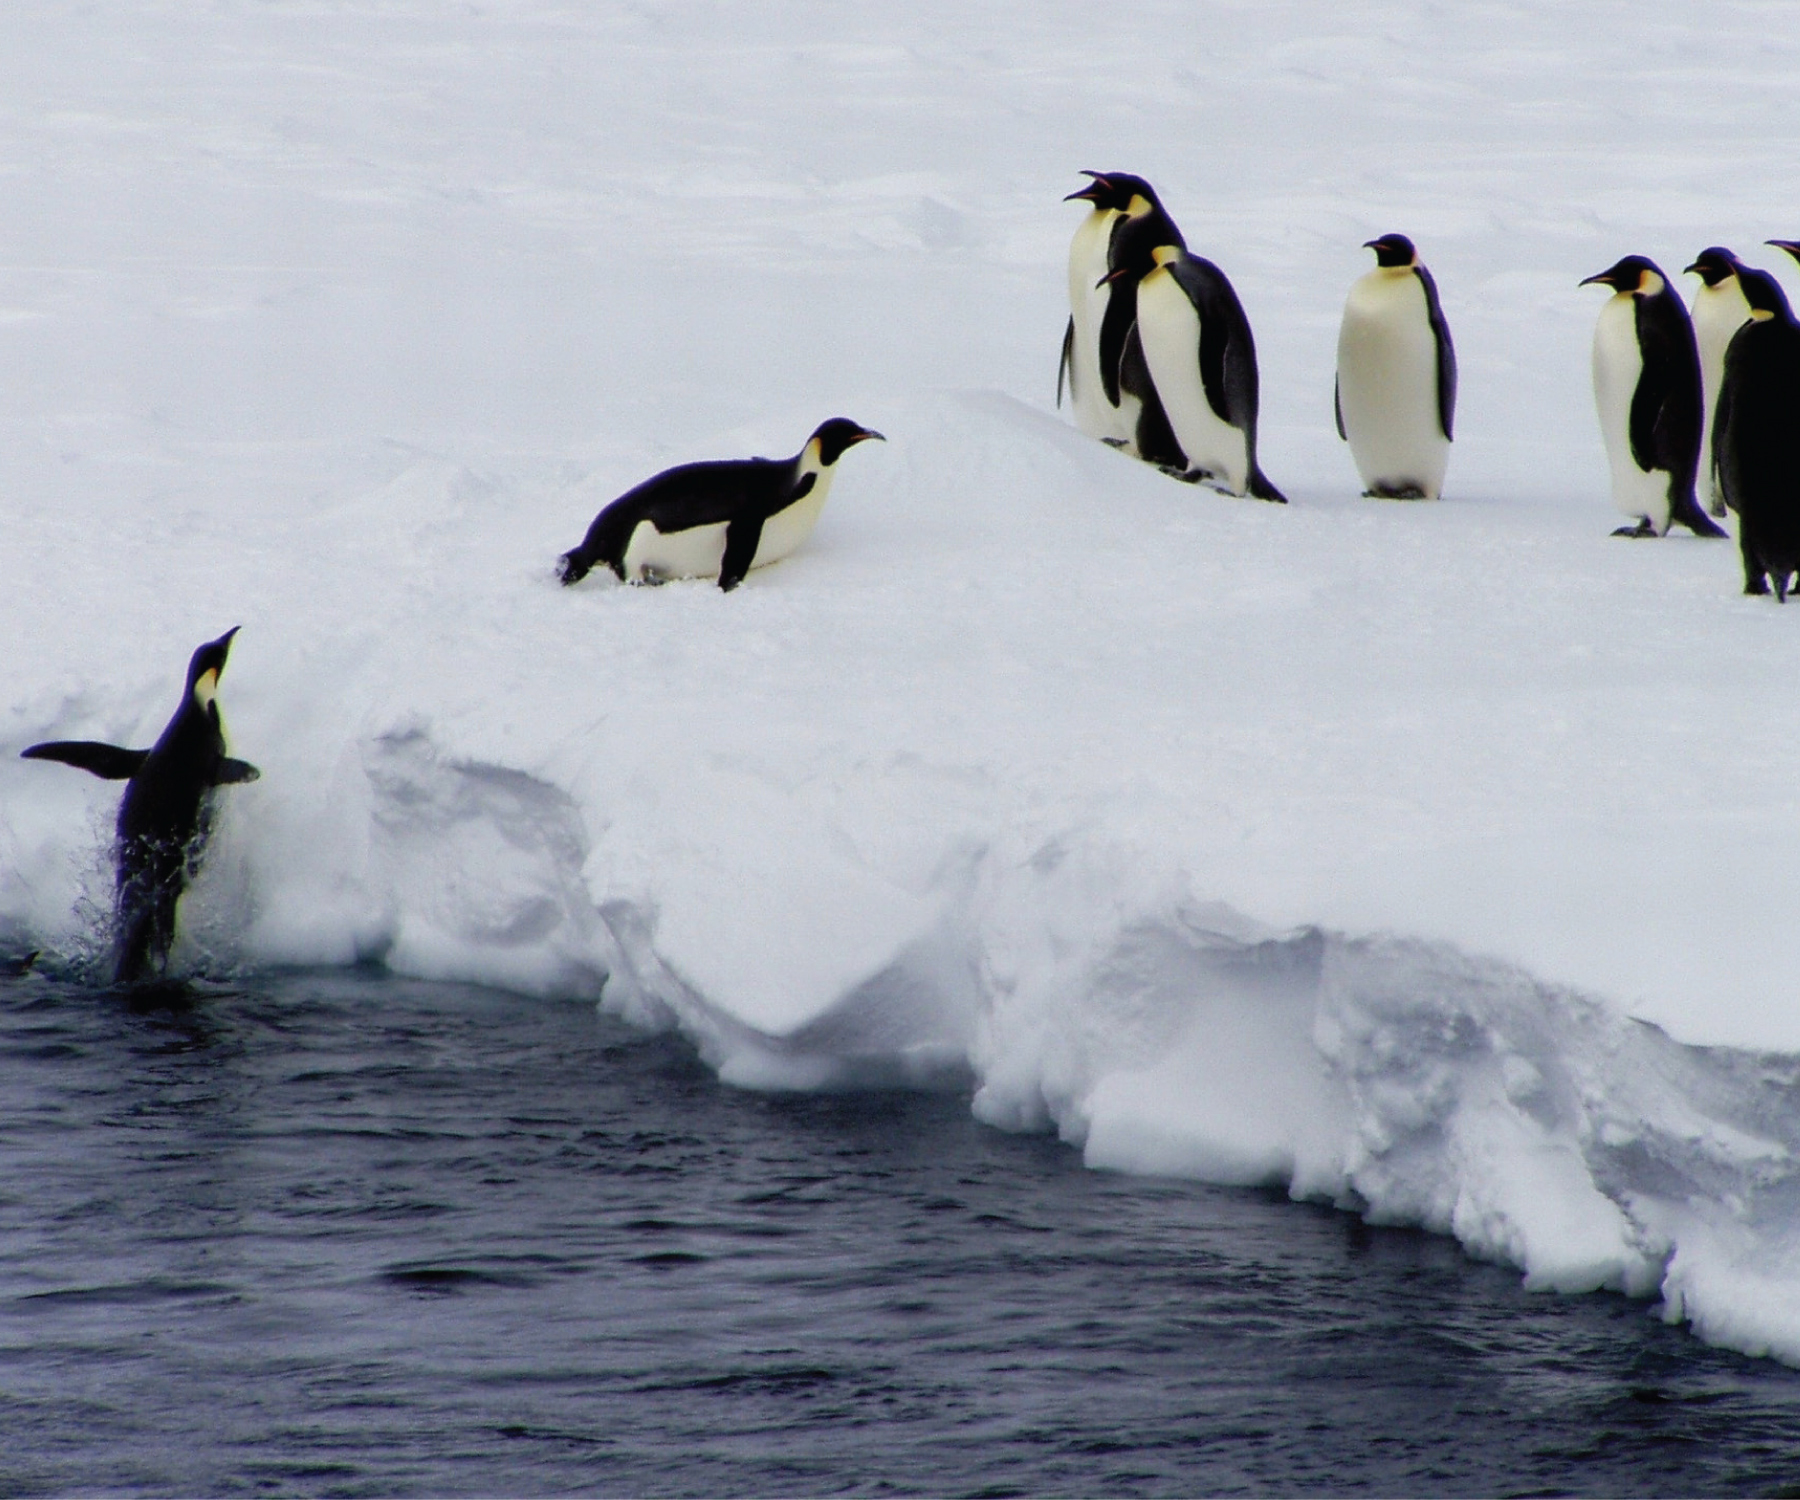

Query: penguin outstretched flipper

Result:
[214,758,261,785]
[21,742,149,779]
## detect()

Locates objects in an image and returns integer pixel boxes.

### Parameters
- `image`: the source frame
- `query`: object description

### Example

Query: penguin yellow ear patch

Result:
[193,669,219,708]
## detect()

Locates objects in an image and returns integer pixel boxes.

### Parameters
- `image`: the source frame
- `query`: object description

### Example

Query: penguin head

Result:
[1580,255,1665,297]
[186,627,240,712]
[1737,267,1793,322]
[807,419,885,468]
[1765,240,1800,271]
[1684,246,1742,287]
[1099,213,1179,286]
[1364,233,1418,269]
[1065,171,1161,218]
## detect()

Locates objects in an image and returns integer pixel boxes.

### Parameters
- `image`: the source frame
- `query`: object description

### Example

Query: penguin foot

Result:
[1366,483,1429,501]
[1709,501,1729,520]
[1611,519,1658,538]
[1160,465,1208,484]
[1100,437,1129,450]
[1746,575,1772,596]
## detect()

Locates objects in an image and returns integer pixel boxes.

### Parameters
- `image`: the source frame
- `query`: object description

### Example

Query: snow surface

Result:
[8,0,1800,1360]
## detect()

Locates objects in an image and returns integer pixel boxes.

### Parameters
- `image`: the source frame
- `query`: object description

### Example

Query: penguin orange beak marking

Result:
[856,429,885,444]
[1578,272,1615,288]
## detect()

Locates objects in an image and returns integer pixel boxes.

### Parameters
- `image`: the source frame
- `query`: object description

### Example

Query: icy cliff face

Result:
[8,0,1800,1362]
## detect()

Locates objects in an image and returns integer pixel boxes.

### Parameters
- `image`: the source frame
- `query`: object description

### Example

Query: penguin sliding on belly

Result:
[1580,255,1727,539]
[1684,247,1752,518]
[1336,233,1456,499]
[1103,212,1286,500]
[557,418,884,592]
[21,628,260,985]
[1713,267,1800,599]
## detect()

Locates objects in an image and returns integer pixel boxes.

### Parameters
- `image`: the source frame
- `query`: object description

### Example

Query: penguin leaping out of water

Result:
[1336,233,1456,500]
[1103,212,1286,501]
[1713,267,1800,599]
[1684,246,1752,518]
[21,628,260,985]
[1580,255,1727,539]
[557,419,884,592]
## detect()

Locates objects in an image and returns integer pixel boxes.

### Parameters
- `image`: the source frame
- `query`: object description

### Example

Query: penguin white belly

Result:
[621,469,837,582]
[1067,209,1130,443]
[1337,272,1447,498]
[1136,268,1248,494]
[623,518,728,581]
[1592,295,1671,530]
[751,466,835,568]
[1692,282,1750,513]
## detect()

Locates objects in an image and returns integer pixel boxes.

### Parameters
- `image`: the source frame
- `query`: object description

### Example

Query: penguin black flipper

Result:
[1119,325,1185,470]
[1058,317,1074,409]
[1097,279,1136,409]
[1334,375,1346,441]
[1627,297,1683,477]
[718,514,767,594]
[20,741,149,780]
[1416,262,1457,442]
[214,758,261,785]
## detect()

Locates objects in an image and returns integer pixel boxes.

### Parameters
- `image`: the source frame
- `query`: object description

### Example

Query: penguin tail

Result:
[1248,468,1288,504]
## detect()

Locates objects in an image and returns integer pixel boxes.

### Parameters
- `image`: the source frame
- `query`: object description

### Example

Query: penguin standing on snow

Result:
[1684,247,1752,518]
[1713,267,1800,599]
[21,628,260,985]
[1335,233,1456,499]
[557,418,884,592]
[1580,255,1727,538]
[1102,212,1286,501]
[1058,171,1185,465]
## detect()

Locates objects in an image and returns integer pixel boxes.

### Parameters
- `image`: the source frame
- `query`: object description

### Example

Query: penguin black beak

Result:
[855,428,885,445]
[213,625,241,660]
[1768,240,1800,262]
[1683,259,1705,275]
[1065,171,1111,203]
[1578,271,1615,288]
[1097,268,1129,288]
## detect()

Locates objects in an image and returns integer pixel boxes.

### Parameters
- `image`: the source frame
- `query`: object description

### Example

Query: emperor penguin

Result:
[1684,247,1752,517]
[1713,267,1800,598]
[1335,233,1456,499]
[1103,212,1286,501]
[1057,171,1186,465]
[21,628,260,985]
[557,418,884,592]
[1580,255,1727,538]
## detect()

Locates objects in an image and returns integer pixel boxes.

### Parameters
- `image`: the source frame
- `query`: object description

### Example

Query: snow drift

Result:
[8,0,1800,1364]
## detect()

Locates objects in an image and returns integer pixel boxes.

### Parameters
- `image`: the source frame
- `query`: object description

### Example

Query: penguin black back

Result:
[1714,268,1800,598]
[21,628,260,983]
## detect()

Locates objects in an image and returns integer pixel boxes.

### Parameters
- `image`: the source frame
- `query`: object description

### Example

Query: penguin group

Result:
[1579,241,1800,598]
[22,174,1800,990]
[1059,170,1800,606]
[1060,171,1453,504]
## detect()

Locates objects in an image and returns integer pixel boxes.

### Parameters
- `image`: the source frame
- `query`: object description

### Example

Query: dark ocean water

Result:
[3,967,1800,1498]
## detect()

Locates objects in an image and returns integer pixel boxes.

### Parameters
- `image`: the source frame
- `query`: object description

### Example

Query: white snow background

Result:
[7,0,1800,1361]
